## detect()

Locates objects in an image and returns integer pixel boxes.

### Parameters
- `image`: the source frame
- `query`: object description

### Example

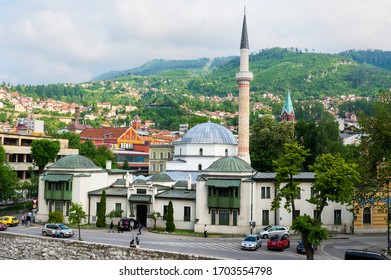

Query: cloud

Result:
[0,0,390,85]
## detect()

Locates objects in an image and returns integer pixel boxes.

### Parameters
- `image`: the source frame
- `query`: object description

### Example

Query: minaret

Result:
[236,10,253,164]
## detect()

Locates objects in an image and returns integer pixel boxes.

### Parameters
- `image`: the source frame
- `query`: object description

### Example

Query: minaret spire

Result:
[236,10,253,164]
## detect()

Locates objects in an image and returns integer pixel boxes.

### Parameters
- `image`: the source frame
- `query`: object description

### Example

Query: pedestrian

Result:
[204,224,208,238]
[108,220,114,233]
[135,233,140,246]
[130,233,136,248]
[138,223,142,235]
[118,220,123,233]
[26,213,31,226]
[21,214,25,226]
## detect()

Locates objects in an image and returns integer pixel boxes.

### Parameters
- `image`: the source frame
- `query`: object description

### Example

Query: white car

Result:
[241,234,262,251]
[258,225,289,239]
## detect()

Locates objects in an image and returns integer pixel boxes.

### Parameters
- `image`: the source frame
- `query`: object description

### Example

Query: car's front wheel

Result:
[42,231,48,236]
[262,234,268,239]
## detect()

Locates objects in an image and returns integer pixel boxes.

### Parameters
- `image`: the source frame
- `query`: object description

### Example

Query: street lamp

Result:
[382,158,390,251]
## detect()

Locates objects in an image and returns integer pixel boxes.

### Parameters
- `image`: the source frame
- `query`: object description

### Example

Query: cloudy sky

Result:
[1,0,390,85]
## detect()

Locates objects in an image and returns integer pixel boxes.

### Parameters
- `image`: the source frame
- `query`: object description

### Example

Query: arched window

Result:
[225,149,228,157]
[198,164,202,170]
[152,152,156,159]
[363,207,371,224]
[160,152,163,159]
[199,148,203,156]
[168,152,171,159]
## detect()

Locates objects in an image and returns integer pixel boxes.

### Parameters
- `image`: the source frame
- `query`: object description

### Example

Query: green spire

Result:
[281,90,294,115]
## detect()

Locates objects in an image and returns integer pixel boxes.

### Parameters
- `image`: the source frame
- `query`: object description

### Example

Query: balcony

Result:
[44,190,72,201]
[208,196,240,208]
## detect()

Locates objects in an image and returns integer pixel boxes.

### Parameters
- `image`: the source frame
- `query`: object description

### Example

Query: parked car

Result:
[0,222,7,231]
[296,240,317,254]
[241,234,262,251]
[259,225,289,239]
[267,234,290,251]
[121,218,139,231]
[0,216,19,226]
[344,249,389,260]
[42,223,74,238]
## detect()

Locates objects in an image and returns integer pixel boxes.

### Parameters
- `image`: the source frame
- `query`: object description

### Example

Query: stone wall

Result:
[0,232,217,260]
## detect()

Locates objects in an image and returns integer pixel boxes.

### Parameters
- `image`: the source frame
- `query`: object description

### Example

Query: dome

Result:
[205,156,254,173]
[48,154,100,170]
[180,122,237,145]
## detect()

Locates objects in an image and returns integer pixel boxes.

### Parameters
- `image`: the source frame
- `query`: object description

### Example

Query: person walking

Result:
[135,233,140,247]
[118,220,123,233]
[204,224,208,238]
[108,220,114,233]
[138,223,143,235]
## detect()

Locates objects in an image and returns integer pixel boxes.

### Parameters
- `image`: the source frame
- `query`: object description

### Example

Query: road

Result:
[4,224,390,260]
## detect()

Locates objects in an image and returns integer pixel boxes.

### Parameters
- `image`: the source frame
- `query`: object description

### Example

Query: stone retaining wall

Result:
[0,232,217,260]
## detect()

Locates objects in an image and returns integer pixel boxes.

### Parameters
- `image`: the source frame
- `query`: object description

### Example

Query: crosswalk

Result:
[149,241,340,260]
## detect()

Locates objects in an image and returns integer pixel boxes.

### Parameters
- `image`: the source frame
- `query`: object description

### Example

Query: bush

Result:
[48,211,64,223]
[165,201,176,232]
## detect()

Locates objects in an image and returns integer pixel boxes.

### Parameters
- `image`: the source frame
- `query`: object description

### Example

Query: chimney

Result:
[187,173,192,190]
[106,160,112,170]
[75,107,80,125]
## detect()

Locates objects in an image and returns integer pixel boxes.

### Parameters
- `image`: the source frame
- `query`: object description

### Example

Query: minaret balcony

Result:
[236,71,253,82]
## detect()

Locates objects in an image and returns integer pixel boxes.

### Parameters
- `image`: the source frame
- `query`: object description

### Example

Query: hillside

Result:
[91,57,235,80]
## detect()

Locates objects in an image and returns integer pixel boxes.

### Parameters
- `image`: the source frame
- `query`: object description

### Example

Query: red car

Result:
[0,222,7,231]
[267,234,290,251]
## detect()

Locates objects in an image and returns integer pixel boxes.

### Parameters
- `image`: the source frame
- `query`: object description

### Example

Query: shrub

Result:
[48,211,64,223]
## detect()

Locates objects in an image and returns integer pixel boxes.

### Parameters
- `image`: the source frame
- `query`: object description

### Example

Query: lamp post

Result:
[382,158,390,251]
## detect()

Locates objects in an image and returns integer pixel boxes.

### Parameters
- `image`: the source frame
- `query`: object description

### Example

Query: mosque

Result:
[35,13,352,234]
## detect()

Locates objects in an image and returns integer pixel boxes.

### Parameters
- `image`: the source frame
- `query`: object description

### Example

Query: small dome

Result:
[48,154,100,170]
[148,173,174,182]
[180,122,237,145]
[205,156,254,173]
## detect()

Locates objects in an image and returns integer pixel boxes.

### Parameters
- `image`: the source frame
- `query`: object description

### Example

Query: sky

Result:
[0,0,390,86]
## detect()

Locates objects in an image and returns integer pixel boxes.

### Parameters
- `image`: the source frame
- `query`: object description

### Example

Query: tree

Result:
[293,153,360,260]
[309,153,361,218]
[148,211,162,229]
[250,115,295,171]
[272,142,310,221]
[31,139,60,174]
[165,201,175,232]
[68,202,87,241]
[0,145,18,202]
[96,190,107,227]
[291,214,328,260]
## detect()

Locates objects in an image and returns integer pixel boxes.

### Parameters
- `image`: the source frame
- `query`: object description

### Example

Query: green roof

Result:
[206,179,241,188]
[48,154,101,170]
[88,187,127,196]
[205,156,254,173]
[155,189,196,200]
[128,194,152,203]
[42,174,73,182]
[148,173,174,182]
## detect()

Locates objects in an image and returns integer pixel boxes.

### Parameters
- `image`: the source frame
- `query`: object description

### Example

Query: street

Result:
[3,224,390,260]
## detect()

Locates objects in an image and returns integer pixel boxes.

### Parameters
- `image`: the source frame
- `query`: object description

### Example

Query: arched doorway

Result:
[136,204,148,227]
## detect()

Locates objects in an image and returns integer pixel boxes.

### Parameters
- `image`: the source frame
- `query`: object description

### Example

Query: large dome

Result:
[180,122,237,145]
[47,154,101,170]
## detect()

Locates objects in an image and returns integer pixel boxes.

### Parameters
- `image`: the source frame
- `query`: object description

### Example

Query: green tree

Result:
[165,201,175,232]
[0,146,18,202]
[292,153,360,260]
[68,202,87,241]
[272,142,310,221]
[250,115,295,171]
[48,211,64,223]
[309,153,361,218]
[53,131,81,149]
[96,190,107,228]
[291,214,328,260]
[31,139,60,174]
[79,139,97,159]
[148,211,162,229]
[93,146,117,169]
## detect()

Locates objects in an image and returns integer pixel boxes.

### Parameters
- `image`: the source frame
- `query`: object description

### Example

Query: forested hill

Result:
[339,49,391,71]
[91,57,235,80]
[92,47,391,100]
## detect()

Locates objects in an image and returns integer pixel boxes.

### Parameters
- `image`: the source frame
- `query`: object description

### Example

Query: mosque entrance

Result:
[136,204,148,227]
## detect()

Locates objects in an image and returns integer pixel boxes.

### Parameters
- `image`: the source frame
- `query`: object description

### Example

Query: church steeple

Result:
[281,90,295,122]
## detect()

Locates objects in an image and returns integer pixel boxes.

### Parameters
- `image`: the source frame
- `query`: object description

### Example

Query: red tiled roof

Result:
[79,127,129,140]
